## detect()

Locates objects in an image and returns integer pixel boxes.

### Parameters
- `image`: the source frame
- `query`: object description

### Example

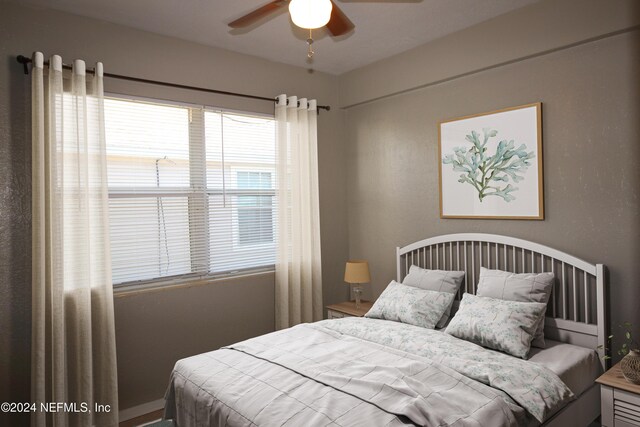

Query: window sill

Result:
[113,267,275,298]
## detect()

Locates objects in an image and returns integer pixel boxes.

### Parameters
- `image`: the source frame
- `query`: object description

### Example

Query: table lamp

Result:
[344,260,371,309]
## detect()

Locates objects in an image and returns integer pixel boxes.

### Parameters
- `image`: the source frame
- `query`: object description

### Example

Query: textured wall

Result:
[344,30,640,346]
[338,0,640,108]
[0,31,32,427]
[114,273,276,409]
[0,2,348,423]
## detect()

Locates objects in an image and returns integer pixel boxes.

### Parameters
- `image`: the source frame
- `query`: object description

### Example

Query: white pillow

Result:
[445,293,546,359]
[402,265,465,328]
[365,281,455,329]
[476,267,553,348]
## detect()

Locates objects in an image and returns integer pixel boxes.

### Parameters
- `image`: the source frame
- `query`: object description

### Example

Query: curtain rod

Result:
[16,55,330,113]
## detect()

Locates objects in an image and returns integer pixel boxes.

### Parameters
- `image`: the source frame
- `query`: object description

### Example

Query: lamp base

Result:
[353,285,363,309]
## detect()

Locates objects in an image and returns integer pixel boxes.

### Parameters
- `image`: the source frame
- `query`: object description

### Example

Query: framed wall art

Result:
[439,103,543,219]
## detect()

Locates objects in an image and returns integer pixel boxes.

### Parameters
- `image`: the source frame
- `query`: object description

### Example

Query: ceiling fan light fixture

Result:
[289,0,333,30]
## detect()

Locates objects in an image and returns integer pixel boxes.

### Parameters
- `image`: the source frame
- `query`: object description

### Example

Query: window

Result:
[237,172,274,246]
[104,96,276,286]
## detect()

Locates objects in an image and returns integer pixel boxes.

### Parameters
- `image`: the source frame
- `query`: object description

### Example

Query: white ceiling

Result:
[16,0,539,74]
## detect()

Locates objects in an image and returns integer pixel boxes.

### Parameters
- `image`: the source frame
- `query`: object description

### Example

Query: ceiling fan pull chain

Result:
[307,29,314,59]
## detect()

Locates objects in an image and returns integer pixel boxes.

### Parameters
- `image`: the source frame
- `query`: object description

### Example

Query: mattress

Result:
[528,339,602,396]
[436,321,601,397]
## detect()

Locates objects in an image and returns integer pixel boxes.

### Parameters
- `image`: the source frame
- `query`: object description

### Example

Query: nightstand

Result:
[597,362,640,427]
[326,300,373,319]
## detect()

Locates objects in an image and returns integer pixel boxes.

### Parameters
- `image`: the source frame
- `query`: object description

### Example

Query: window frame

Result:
[105,93,277,290]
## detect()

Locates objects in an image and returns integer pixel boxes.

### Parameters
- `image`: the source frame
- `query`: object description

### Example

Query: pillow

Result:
[365,281,455,329]
[402,265,465,328]
[445,293,547,359]
[477,267,554,348]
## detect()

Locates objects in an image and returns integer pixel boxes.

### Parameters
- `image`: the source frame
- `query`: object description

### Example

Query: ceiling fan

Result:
[228,0,401,58]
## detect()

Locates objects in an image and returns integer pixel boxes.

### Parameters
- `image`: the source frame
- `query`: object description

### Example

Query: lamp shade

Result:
[344,260,371,284]
[289,0,333,30]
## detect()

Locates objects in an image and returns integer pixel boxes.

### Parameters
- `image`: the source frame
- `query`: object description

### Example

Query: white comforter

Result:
[165,318,574,427]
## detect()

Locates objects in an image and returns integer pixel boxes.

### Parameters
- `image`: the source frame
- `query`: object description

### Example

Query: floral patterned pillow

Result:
[365,281,455,329]
[476,267,554,349]
[445,293,546,359]
[402,265,465,328]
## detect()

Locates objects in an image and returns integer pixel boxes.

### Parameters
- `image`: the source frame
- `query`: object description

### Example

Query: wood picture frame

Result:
[438,103,544,220]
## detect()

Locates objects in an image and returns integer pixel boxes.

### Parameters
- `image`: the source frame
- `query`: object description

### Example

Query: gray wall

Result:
[343,27,640,347]
[338,0,640,108]
[114,273,277,410]
[0,2,348,424]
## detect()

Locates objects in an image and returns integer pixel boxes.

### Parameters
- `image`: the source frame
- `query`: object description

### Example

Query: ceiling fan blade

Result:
[326,0,355,36]
[228,1,287,28]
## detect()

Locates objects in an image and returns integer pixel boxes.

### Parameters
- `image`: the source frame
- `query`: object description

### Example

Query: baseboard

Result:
[119,398,165,422]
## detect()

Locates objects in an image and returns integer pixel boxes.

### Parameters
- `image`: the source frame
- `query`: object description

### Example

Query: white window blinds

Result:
[104,96,276,286]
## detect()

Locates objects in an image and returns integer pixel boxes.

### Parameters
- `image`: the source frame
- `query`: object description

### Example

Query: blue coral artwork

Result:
[439,103,543,219]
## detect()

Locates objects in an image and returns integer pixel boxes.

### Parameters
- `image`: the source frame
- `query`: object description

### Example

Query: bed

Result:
[164,233,608,427]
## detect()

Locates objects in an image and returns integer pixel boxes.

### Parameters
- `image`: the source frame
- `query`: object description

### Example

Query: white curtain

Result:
[275,94,323,329]
[31,52,118,427]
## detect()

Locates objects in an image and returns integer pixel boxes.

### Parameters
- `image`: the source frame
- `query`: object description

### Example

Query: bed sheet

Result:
[528,339,601,396]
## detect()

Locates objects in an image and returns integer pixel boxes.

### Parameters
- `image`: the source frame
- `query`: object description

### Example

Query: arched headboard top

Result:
[396,233,608,369]
[398,233,596,274]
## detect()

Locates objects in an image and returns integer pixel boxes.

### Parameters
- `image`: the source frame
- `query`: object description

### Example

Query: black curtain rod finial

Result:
[17,55,30,74]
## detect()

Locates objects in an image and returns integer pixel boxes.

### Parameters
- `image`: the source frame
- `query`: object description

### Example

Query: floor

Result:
[119,409,165,427]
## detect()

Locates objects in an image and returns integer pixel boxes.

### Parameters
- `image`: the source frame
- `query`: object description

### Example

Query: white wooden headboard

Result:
[396,233,608,370]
